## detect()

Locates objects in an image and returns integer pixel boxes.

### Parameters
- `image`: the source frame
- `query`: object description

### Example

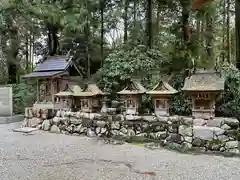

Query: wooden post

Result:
[51,79,55,103]
[36,79,39,102]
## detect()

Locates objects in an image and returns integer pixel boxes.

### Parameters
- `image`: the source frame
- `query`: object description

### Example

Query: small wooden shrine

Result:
[117,79,146,115]
[55,85,82,110]
[182,69,225,119]
[22,54,82,110]
[74,83,104,113]
[147,80,177,116]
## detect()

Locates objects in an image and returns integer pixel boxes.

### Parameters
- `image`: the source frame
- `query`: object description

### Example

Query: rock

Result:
[214,135,229,142]
[95,127,101,135]
[60,110,65,117]
[59,117,69,124]
[56,110,61,117]
[50,125,60,133]
[127,129,135,136]
[220,147,225,152]
[52,117,61,125]
[79,127,87,134]
[179,125,192,137]
[184,136,193,143]
[221,124,231,130]
[193,119,207,126]
[21,118,28,127]
[192,138,204,146]
[101,128,107,134]
[150,132,167,139]
[95,121,106,128]
[136,133,147,137]
[74,124,82,133]
[112,121,120,130]
[87,128,96,137]
[41,108,48,120]
[76,111,81,119]
[70,117,82,125]
[193,126,225,141]
[89,113,95,120]
[206,118,223,127]
[28,108,33,118]
[166,134,182,143]
[181,117,193,126]
[125,115,142,121]
[28,117,42,127]
[42,120,51,131]
[72,133,80,136]
[183,142,192,149]
[120,127,128,134]
[157,116,169,123]
[224,118,239,127]
[169,116,178,122]
[225,148,240,154]
[111,130,120,136]
[225,141,239,149]
[37,124,42,130]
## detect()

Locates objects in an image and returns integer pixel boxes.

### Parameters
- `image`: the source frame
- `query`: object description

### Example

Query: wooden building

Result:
[22,55,82,109]
[182,69,225,119]
[55,85,82,110]
[74,83,104,113]
[117,80,146,115]
[147,80,177,116]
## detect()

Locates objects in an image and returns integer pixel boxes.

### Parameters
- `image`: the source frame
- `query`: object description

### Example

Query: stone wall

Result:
[23,108,240,154]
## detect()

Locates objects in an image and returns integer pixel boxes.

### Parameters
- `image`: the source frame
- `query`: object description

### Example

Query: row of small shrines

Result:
[22,55,225,119]
[51,72,224,119]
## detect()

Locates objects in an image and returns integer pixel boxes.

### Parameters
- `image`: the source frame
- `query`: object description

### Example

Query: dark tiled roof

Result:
[182,69,225,91]
[34,56,71,72]
[22,71,65,78]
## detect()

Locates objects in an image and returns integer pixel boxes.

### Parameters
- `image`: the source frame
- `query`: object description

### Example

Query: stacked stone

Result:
[22,107,50,129]
[179,117,240,153]
[23,107,240,154]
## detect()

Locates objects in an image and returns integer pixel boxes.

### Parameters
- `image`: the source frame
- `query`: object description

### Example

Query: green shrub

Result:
[12,83,36,114]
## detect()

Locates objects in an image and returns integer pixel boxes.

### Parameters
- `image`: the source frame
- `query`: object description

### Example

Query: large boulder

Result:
[179,125,192,137]
[70,117,82,125]
[50,125,60,133]
[206,118,223,127]
[225,141,239,149]
[42,120,51,131]
[28,117,42,128]
[87,128,96,137]
[193,126,225,141]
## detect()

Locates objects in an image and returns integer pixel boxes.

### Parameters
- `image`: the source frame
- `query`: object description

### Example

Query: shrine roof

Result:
[55,85,82,97]
[182,69,225,92]
[74,84,104,97]
[22,71,65,78]
[147,81,178,95]
[117,80,146,95]
[22,55,73,78]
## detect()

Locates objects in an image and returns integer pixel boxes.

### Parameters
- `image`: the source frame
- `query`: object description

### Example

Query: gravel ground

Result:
[0,122,240,180]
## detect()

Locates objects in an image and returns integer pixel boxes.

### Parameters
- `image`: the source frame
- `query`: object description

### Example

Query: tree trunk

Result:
[226,0,231,63]
[146,0,153,48]
[6,11,18,84]
[180,0,191,67]
[100,0,104,67]
[133,0,137,27]
[25,34,29,72]
[47,23,58,56]
[236,0,240,69]
[206,11,214,68]
[156,3,161,35]
[222,0,226,62]
[124,0,129,43]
